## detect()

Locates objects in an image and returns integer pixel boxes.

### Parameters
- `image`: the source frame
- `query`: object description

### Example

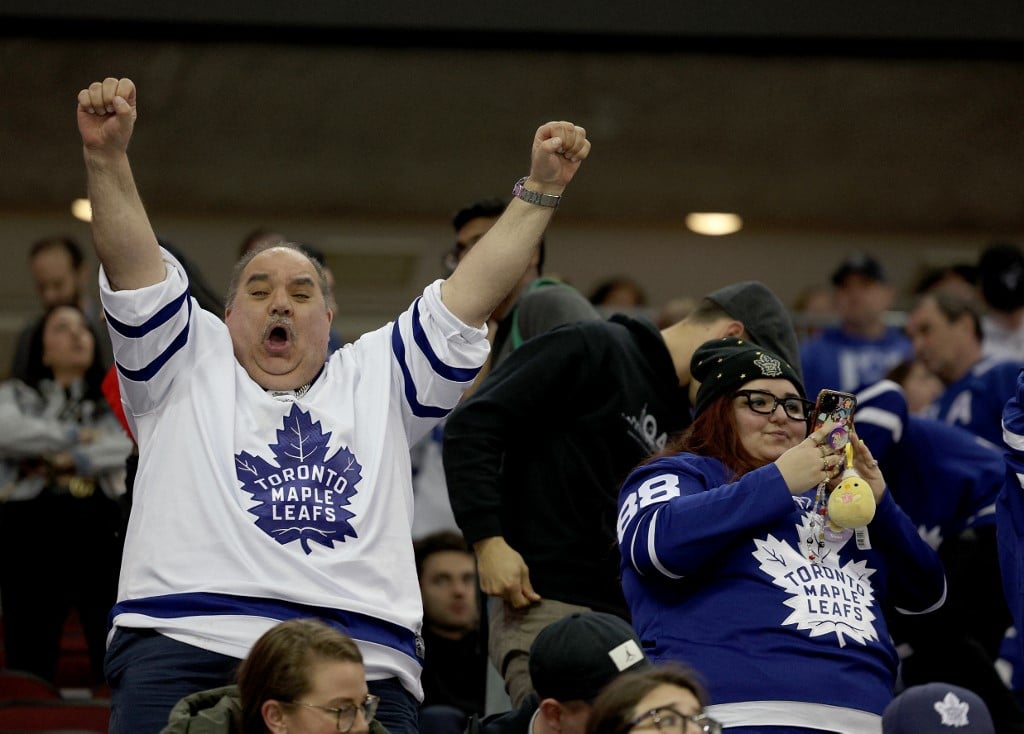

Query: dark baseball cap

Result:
[882,682,994,733]
[528,612,649,702]
[831,253,886,286]
[978,242,1024,312]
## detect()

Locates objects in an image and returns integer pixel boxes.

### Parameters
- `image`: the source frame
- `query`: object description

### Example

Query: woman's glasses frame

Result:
[281,693,380,733]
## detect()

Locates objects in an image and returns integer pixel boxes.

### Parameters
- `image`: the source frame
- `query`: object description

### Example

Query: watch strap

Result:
[512,177,561,208]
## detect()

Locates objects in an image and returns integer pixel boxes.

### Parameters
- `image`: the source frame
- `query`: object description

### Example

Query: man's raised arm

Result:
[440,121,590,327]
[77,77,165,291]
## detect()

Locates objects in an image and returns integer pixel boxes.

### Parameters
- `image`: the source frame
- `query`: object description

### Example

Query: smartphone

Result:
[813,389,857,450]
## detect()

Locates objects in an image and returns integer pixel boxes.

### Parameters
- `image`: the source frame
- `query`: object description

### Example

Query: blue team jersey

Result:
[923,356,1023,446]
[998,368,1024,663]
[855,380,999,547]
[800,326,912,398]
[617,453,945,732]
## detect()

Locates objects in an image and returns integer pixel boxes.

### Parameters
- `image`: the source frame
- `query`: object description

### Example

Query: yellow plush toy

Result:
[828,443,876,529]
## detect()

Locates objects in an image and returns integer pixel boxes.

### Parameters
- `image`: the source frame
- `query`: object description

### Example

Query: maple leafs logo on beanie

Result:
[235,404,362,554]
[753,352,783,377]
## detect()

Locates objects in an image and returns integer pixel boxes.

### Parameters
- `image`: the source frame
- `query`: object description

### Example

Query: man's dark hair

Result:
[24,305,107,400]
[413,530,471,577]
[451,198,506,233]
[914,291,984,342]
[912,263,978,295]
[451,197,546,273]
[29,236,84,270]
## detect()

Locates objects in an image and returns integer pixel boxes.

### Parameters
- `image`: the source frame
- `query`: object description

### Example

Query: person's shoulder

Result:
[883,325,912,343]
[800,327,844,353]
[972,355,1024,380]
[626,452,718,485]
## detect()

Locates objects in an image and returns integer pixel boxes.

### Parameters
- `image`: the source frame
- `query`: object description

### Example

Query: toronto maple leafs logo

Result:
[753,352,783,377]
[752,516,879,647]
[933,691,971,727]
[235,404,363,554]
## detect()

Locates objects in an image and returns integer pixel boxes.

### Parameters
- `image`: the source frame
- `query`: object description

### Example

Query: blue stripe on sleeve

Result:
[391,320,448,418]
[115,314,191,383]
[111,592,422,662]
[105,289,191,338]
[409,298,481,383]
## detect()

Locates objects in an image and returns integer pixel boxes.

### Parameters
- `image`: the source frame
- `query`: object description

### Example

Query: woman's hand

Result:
[847,431,887,502]
[775,422,844,495]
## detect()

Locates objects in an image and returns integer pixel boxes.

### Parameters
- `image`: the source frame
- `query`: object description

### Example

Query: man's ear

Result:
[722,319,744,338]
[538,699,564,731]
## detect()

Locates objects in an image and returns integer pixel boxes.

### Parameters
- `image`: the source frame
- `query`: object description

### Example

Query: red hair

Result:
[648,396,763,478]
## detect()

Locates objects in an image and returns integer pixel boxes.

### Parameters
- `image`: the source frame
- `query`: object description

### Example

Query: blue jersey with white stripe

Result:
[924,356,1023,446]
[998,368,1024,663]
[100,249,487,700]
[799,326,913,398]
[616,453,945,729]
[855,380,1000,547]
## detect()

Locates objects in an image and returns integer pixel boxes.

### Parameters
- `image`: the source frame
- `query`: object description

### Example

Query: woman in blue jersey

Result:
[616,337,946,733]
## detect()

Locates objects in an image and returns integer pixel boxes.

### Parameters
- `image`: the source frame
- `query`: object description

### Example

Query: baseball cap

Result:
[704,281,802,378]
[978,242,1024,312]
[882,683,994,733]
[831,253,886,287]
[528,612,649,702]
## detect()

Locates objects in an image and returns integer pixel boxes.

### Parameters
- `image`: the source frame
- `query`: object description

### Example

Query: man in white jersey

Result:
[76,77,590,734]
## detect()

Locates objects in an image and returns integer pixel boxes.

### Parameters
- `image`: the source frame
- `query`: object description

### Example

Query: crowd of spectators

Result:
[3,75,1024,733]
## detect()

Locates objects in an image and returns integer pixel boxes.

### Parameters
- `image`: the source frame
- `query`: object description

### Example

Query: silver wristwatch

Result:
[512,177,561,208]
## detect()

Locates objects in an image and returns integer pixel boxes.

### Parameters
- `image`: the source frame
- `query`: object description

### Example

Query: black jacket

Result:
[444,316,689,615]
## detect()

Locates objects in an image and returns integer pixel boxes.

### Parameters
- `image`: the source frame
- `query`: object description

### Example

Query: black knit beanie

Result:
[692,336,805,417]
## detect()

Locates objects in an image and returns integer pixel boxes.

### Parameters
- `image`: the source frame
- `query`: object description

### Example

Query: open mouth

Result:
[263,323,292,353]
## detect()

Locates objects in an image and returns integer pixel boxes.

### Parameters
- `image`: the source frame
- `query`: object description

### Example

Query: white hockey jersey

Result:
[100,249,487,700]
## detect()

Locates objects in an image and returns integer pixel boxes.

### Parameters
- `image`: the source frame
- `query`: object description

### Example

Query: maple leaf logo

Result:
[752,516,879,648]
[235,404,363,554]
[934,691,971,727]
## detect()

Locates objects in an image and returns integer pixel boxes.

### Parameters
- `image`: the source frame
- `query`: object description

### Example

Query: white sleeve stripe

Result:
[647,507,684,580]
[853,406,903,442]
[856,379,901,403]
[1005,422,1024,451]
[896,579,947,616]
[627,523,643,576]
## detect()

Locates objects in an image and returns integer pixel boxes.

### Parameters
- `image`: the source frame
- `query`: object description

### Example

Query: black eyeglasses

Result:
[283,693,380,732]
[625,706,722,734]
[734,389,814,422]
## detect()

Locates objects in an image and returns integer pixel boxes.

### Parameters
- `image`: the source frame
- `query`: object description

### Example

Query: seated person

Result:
[585,664,719,734]
[414,531,487,734]
[470,612,649,734]
[162,618,388,734]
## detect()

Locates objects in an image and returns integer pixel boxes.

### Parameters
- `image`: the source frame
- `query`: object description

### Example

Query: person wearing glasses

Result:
[616,337,946,733]
[162,618,387,734]
[586,665,720,734]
